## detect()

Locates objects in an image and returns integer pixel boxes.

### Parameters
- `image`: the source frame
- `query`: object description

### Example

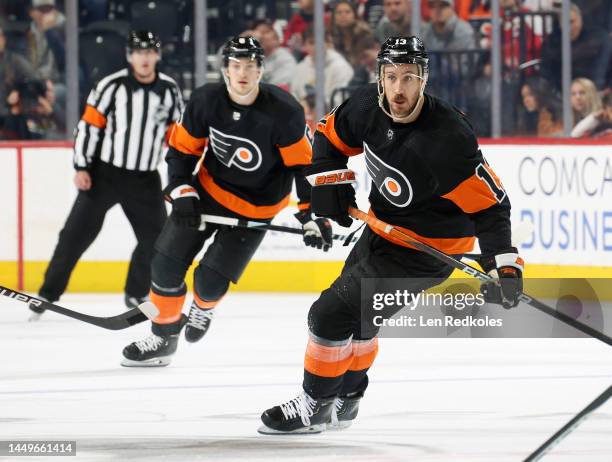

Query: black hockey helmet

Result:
[127,30,161,54]
[222,36,264,67]
[377,36,429,78]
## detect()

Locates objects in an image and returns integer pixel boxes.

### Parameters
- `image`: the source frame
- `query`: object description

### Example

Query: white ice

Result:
[1,293,611,461]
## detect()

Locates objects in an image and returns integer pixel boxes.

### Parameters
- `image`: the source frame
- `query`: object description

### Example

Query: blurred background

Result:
[0,0,610,141]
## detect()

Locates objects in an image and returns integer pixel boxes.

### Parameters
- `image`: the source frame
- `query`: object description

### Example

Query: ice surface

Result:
[1,293,610,461]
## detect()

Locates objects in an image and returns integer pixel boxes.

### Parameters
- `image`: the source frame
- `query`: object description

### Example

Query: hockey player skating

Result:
[122,36,331,367]
[259,36,524,434]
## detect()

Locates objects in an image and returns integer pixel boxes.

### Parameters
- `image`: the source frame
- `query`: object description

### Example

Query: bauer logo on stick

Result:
[209,127,263,172]
[364,142,413,207]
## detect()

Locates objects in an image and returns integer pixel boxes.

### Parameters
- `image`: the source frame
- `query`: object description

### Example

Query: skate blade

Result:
[120,356,172,367]
[257,423,326,435]
[326,420,352,431]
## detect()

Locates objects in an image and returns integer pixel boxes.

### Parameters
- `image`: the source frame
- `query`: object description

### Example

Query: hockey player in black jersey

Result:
[121,36,332,367]
[259,36,524,434]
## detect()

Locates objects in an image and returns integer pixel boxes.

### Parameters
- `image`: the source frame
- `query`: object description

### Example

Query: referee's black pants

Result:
[39,162,167,302]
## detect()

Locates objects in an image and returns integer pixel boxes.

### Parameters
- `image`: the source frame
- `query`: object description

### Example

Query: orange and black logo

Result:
[209,127,262,171]
[364,142,413,207]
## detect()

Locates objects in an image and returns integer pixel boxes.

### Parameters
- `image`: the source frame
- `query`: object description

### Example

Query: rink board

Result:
[0,140,611,293]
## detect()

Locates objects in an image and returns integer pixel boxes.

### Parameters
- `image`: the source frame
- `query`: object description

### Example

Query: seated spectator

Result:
[375,0,413,43]
[0,24,55,139]
[253,22,297,89]
[349,34,380,86]
[571,90,612,139]
[570,77,602,126]
[290,26,354,110]
[330,0,375,67]
[283,0,315,56]
[26,0,65,82]
[516,77,563,137]
[421,0,475,51]
[541,3,609,90]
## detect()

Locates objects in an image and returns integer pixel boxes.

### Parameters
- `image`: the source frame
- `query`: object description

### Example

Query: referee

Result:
[30,30,184,320]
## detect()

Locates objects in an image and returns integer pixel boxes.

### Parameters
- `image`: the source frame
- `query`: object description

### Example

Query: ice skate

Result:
[258,392,335,434]
[121,333,178,367]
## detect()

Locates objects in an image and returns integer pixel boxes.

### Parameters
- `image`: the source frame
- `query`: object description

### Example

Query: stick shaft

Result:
[348,207,612,347]
[201,214,358,242]
[524,384,612,461]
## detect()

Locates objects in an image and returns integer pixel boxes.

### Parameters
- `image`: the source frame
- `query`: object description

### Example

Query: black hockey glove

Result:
[307,168,357,228]
[479,247,524,309]
[164,182,201,229]
[295,210,333,252]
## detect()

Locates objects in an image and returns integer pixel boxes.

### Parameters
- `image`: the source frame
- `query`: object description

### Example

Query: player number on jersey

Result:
[475,163,506,202]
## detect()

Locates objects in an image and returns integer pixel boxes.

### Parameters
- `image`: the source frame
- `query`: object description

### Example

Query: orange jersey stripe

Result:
[193,292,223,309]
[82,105,107,129]
[198,167,290,219]
[150,290,185,324]
[169,123,207,156]
[278,135,312,167]
[317,111,362,156]
[368,209,476,254]
[303,337,353,378]
[442,165,503,213]
[298,202,310,211]
[348,338,379,371]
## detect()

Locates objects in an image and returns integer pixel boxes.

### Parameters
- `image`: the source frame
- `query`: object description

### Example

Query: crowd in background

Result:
[1,0,611,140]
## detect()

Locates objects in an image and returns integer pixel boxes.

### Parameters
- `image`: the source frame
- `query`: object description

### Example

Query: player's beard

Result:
[387,92,418,119]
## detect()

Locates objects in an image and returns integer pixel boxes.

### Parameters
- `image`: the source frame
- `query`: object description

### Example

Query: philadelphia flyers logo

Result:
[209,127,262,172]
[364,142,413,207]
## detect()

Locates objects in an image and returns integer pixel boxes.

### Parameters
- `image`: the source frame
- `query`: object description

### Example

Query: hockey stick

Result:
[200,214,360,244]
[0,285,159,330]
[348,207,612,348]
[523,384,612,461]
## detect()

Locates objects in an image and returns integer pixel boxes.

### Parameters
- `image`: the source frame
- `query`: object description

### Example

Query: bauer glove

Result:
[164,182,201,229]
[479,247,524,309]
[306,164,356,228]
[295,210,333,251]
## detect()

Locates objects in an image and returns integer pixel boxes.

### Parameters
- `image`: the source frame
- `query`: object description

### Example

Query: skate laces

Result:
[187,305,214,330]
[134,334,164,352]
[330,397,344,426]
[280,392,317,426]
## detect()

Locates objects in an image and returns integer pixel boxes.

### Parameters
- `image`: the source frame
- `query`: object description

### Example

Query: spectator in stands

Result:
[26,0,64,82]
[516,77,563,137]
[290,26,354,110]
[541,3,609,90]
[283,0,316,56]
[375,0,413,43]
[330,0,375,67]
[0,25,37,139]
[570,77,602,127]
[571,90,612,139]
[0,23,62,139]
[253,22,297,89]
[422,0,475,51]
[349,34,380,86]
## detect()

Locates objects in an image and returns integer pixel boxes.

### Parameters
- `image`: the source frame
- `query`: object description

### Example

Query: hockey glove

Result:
[164,183,201,229]
[479,248,524,309]
[307,168,356,228]
[295,210,333,251]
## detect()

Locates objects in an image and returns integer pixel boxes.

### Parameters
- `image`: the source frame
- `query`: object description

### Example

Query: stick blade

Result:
[138,301,159,321]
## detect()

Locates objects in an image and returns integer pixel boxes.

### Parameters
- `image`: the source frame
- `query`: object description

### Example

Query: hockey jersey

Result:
[167,83,312,219]
[314,84,511,255]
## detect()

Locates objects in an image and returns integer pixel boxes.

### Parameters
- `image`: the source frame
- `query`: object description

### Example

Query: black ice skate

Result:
[184,303,215,343]
[121,333,178,367]
[258,392,335,434]
[28,296,48,322]
[327,391,363,430]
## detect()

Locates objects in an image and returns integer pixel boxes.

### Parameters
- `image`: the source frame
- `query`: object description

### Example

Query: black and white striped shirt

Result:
[74,68,184,172]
